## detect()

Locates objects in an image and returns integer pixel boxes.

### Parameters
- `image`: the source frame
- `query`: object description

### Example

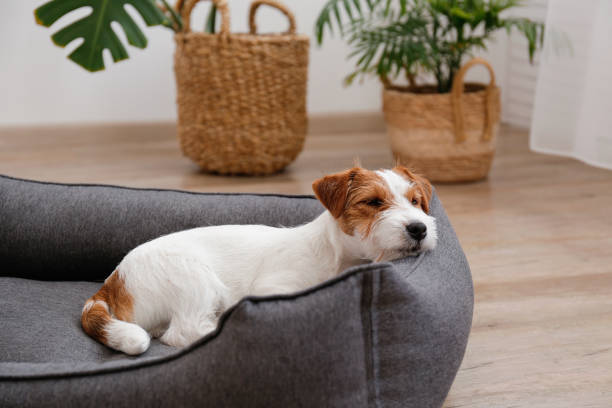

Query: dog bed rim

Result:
[0,173,434,381]
[0,174,317,200]
[0,262,407,381]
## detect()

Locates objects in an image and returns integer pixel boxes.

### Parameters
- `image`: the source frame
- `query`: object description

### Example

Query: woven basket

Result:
[174,0,309,175]
[383,58,501,183]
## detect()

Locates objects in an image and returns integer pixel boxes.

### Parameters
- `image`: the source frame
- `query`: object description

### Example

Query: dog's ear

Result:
[394,165,433,214]
[312,168,360,218]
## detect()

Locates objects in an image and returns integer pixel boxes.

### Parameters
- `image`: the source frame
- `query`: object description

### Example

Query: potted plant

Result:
[316,0,544,182]
[34,0,309,175]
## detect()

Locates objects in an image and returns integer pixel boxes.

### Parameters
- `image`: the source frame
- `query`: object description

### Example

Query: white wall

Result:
[1,0,384,126]
[0,0,532,127]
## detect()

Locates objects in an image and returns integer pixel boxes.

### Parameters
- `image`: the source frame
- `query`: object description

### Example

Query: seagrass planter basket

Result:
[174,0,309,175]
[383,58,501,183]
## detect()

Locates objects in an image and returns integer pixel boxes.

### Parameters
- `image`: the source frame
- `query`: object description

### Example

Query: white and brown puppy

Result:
[82,166,435,355]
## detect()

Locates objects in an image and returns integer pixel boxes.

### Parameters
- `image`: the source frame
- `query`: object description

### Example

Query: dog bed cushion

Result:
[0,174,473,408]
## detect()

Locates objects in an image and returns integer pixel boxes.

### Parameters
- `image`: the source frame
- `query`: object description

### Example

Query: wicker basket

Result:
[383,58,501,183]
[174,0,309,175]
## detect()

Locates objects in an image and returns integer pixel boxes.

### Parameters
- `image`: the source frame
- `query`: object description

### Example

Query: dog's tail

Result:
[81,271,150,355]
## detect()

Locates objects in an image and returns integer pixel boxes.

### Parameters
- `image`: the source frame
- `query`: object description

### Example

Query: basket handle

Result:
[249,0,296,35]
[451,57,497,143]
[178,0,230,35]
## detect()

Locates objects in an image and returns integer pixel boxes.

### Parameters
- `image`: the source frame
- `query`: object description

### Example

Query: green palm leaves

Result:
[315,0,545,93]
[34,0,168,72]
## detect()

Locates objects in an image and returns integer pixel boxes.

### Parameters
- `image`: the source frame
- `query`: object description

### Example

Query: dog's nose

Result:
[406,222,427,241]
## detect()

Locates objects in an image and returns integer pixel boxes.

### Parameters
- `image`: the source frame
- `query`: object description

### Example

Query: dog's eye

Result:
[366,198,383,207]
[411,199,419,206]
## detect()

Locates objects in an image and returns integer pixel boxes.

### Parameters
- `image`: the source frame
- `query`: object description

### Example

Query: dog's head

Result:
[312,165,436,262]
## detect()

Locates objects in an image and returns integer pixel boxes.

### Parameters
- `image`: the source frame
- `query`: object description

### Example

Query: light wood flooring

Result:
[1,122,611,407]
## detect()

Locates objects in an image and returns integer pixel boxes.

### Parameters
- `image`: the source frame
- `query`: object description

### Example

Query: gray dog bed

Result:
[0,174,473,408]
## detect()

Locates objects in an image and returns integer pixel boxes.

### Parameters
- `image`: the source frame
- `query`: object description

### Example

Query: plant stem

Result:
[406,71,416,88]
[205,5,217,34]
[160,0,182,32]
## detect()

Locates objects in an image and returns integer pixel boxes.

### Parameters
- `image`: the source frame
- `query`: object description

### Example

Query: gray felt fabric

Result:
[0,174,473,408]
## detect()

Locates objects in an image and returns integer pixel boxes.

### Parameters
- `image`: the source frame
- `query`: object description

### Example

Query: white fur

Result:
[105,319,151,356]
[82,299,150,355]
[103,170,437,354]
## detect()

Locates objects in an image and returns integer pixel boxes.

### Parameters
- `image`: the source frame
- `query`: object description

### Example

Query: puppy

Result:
[81,166,436,355]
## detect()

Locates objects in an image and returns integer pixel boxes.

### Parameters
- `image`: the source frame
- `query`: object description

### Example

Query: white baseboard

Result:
[0,111,387,138]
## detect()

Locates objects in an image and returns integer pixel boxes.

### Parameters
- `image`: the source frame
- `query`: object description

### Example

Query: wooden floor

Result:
[1,123,611,407]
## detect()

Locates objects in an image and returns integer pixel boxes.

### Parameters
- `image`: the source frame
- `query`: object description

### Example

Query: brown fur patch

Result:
[312,169,355,218]
[81,270,134,345]
[81,301,111,344]
[98,271,134,321]
[313,167,392,236]
[393,165,433,214]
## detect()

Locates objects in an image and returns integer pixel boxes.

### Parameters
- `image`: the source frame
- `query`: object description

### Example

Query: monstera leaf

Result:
[35,0,168,72]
